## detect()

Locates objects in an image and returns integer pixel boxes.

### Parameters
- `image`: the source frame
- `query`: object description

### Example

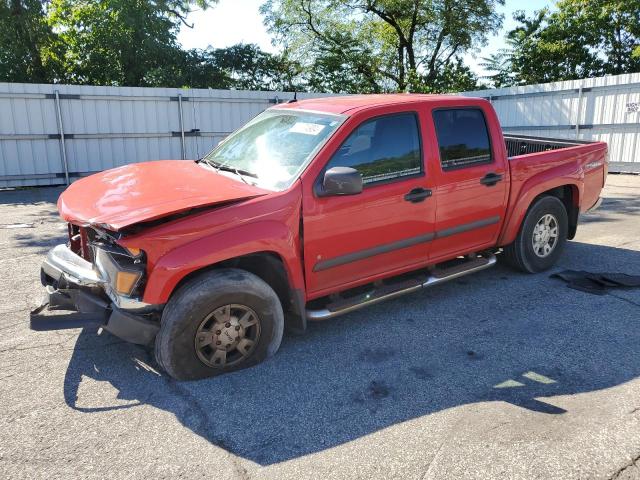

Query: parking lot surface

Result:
[1,175,639,480]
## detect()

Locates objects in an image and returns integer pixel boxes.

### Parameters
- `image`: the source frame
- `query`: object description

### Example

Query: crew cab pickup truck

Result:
[31,94,608,380]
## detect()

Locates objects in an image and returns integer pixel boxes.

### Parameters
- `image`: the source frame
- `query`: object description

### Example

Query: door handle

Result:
[480,172,503,186]
[404,187,432,203]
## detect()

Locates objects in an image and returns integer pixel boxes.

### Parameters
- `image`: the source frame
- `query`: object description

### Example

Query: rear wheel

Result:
[155,268,284,380]
[503,196,568,273]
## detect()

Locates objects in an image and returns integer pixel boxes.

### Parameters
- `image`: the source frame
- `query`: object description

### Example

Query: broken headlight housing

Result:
[92,242,146,302]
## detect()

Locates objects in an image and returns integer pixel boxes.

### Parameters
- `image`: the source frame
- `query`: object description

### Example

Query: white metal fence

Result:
[462,72,640,173]
[1,73,639,188]
[0,83,333,188]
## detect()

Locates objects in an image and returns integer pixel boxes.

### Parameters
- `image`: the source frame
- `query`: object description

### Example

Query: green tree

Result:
[48,0,216,86]
[261,0,503,93]
[483,0,640,87]
[208,44,302,91]
[0,1,301,90]
[0,0,61,83]
[151,44,303,90]
[420,58,479,93]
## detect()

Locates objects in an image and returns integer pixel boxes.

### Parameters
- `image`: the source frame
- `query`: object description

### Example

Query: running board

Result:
[306,253,497,321]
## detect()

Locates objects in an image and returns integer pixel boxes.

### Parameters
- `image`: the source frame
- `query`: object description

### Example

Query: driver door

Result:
[301,110,436,298]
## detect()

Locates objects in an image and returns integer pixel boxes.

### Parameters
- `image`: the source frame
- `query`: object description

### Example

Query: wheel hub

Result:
[197,318,245,350]
[194,304,261,368]
[532,213,559,258]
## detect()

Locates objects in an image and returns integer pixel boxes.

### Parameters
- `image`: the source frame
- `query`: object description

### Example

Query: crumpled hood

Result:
[58,160,269,231]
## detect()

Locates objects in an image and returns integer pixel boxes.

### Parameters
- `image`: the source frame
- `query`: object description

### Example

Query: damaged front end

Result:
[30,224,163,346]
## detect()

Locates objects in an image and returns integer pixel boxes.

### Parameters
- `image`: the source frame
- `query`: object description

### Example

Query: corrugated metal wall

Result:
[462,72,640,172]
[0,83,334,188]
[2,74,639,188]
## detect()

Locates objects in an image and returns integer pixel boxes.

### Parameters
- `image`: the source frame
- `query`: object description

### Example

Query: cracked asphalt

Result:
[1,175,640,480]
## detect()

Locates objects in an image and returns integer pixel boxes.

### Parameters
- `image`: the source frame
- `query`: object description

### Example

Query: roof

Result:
[271,93,472,115]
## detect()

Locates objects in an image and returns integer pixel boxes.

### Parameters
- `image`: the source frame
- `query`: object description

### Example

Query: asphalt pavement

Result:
[1,175,639,479]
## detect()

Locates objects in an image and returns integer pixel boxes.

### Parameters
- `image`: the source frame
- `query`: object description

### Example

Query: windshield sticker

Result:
[289,122,326,135]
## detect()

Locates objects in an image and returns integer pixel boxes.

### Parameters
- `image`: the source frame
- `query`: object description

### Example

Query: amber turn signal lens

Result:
[115,271,141,295]
[125,247,141,256]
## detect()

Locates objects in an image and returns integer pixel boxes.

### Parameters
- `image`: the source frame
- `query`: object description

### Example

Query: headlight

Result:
[93,245,145,297]
[115,270,142,295]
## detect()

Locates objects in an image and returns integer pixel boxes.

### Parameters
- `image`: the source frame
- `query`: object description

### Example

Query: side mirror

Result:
[321,167,363,196]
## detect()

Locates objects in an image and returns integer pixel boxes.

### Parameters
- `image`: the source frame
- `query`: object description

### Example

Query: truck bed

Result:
[504,134,595,158]
[505,133,608,221]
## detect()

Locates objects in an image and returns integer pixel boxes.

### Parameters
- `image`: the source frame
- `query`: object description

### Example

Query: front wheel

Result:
[503,195,568,273]
[155,268,284,380]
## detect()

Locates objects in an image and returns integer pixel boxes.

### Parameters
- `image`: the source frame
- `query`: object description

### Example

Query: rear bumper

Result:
[31,245,162,346]
[585,196,603,214]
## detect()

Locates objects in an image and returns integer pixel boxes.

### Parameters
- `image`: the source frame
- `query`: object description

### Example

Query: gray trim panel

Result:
[313,233,435,272]
[435,216,500,239]
[312,216,501,272]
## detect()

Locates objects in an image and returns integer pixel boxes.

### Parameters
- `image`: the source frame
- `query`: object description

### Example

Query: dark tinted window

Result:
[327,113,421,184]
[433,109,492,170]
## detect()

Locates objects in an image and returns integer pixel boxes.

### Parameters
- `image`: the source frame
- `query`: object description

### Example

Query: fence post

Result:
[178,93,186,160]
[575,85,584,139]
[53,90,70,185]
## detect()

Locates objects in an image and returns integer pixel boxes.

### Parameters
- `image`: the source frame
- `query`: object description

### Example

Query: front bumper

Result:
[31,244,162,346]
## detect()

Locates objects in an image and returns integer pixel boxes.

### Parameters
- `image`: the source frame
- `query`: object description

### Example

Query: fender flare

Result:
[142,220,305,309]
[499,162,583,246]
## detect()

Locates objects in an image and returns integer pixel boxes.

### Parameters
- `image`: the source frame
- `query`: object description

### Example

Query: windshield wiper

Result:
[198,158,258,184]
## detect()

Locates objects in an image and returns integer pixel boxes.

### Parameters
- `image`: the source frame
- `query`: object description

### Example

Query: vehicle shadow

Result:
[580,195,640,224]
[62,241,640,466]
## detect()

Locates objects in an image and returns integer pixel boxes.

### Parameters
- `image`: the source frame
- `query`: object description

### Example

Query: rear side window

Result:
[433,108,492,171]
[326,113,422,184]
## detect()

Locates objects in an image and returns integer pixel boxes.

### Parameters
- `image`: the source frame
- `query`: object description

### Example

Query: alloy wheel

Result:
[194,304,261,368]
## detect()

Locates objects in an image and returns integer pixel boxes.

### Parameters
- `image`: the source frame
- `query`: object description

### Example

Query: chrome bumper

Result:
[32,244,162,346]
[42,244,103,287]
[41,244,152,310]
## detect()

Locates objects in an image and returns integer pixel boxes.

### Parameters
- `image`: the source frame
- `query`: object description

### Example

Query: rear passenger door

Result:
[429,107,509,262]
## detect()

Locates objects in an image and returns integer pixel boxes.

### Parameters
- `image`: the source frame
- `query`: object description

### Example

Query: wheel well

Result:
[218,252,291,308]
[536,185,579,239]
[170,252,306,333]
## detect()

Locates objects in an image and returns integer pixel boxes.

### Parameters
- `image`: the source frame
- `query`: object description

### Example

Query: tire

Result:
[154,268,284,381]
[503,195,568,273]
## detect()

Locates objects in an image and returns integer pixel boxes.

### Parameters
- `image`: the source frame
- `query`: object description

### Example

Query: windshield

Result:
[201,109,346,190]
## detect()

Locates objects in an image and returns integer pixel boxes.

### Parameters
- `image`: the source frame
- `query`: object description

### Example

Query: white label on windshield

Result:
[289,122,326,135]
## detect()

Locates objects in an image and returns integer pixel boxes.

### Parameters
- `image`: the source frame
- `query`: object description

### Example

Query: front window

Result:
[201,109,345,190]
[324,112,422,185]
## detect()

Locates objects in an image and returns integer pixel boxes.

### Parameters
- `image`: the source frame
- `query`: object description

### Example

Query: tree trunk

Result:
[397,44,406,91]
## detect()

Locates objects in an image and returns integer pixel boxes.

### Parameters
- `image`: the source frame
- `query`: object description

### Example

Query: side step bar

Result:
[306,252,497,321]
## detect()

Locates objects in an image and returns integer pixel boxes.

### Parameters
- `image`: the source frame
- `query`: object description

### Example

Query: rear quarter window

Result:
[433,108,492,171]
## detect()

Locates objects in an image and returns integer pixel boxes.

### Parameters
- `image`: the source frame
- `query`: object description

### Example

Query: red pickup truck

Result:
[31,94,607,380]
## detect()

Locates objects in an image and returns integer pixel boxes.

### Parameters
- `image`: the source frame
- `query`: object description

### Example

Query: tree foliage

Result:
[483,0,640,87]
[157,44,303,90]
[47,0,217,86]
[261,0,503,93]
[2,0,639,93]
[0,0,299,90]
[0,0,61,82]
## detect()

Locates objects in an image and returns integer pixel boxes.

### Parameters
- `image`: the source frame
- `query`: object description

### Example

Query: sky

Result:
[177,0,552,79]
